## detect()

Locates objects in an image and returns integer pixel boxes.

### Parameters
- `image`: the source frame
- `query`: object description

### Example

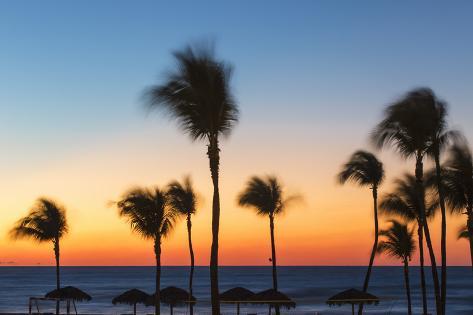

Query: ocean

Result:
[0,266,471,314]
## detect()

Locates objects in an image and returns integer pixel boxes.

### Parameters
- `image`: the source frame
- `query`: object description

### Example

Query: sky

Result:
[0,1,472,266]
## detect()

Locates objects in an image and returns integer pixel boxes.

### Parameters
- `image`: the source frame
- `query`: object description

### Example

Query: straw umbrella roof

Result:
[112,289,149,305]
[146,286,196,306]
[248,289,296,309]
[45,286,92,302]
[326,288,379,306]
[219,287,255,303]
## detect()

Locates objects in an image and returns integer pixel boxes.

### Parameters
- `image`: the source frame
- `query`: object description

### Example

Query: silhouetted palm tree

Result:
[379,174,438,315]
[167,177,198,315]
[422,89,456,314]
[117,187,178,315]
[145,44,239,315]
[372,88,441,314]
[435,140,473,269]
[10,198,68,315]
[337,150,384,315]
[237,175,299,315]
[377,220,416,315]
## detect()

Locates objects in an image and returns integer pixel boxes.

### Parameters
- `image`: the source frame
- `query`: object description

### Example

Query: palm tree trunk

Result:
[418,223,428,315]
[467,212,473,271]
[187,214,195,315]
[269,215,278,290]
[54,238,60,315]
[154,238,162,315]
[415,156,441,315]
[404,259,412,315]
[357,186,379,315]
[269,214,280,315]
[208,136,221,315]
[434,151,447,315]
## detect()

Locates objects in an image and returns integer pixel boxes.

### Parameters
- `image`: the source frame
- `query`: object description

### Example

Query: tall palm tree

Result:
[422,89,456,314]
[379,174,438,315]
[237,175,299,315]
[167,177,198,315]
[435,140,473,269]
[371,88,442,314]
[337,150,384,315]
[117,187,178,315]
[377,220,416,315]
[10,198,68,315]
[145,44,239,315]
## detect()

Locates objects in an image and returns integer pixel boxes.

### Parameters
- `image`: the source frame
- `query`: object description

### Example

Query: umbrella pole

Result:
[73,300,77,315]
[352,303,355,315]
[66,300,70,315]
[237,303,240,315]
[133,303,136,315]
[170,305,173,315]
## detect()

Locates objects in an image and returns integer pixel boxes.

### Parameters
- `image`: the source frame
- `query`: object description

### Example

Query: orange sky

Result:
[0,121,470,266]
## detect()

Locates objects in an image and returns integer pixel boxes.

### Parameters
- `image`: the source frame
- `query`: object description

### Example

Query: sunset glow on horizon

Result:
[1,1,472,267]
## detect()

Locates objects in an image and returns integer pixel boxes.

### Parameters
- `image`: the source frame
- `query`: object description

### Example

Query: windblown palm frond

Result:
[377,220,416,261]
[338,150,384,187]
[167,177,197,216]
[371,88,443,158]
[237,176,300,216]
[117,187,178,240]
[458,226,470,240]
[10,198,68,242]
[379,174,438,222]
[439,139,473,214]
[145,44,239,141]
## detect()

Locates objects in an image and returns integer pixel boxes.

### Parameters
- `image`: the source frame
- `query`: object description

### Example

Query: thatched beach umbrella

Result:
[112,289,149,315]
[249,289,296,314]
[146,286,196,315]
[326,288,379,315]
[45,286,92,315]
[219,287,255,315]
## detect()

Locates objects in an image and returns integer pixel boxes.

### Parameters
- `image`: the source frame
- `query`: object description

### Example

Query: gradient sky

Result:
[0,1,472,266]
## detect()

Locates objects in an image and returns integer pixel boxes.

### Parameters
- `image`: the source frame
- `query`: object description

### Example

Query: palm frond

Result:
[117,186,177,240]
[144,43,239,141]
[167,176,197,217]
[338,150,384,187]
[10,198,68,243]
[238,175,300,217]
[377,219,416,261]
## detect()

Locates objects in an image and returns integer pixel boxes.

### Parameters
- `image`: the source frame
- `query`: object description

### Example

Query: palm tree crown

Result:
[377,220,416,261]
[10,198,68,242]
[145,44,239,141]
[167,177,197,217]
[237,176,298,216]
[338,150,384,188]
[439,140,473,213]
[380,174,438,222]
[371,88,445,158]
[117,187,177,239]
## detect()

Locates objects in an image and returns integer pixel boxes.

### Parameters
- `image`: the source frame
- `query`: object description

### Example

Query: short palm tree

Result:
[10,198,68,315]
[371,88,441,314]
[437,140,473,269]
[379,174,438,315]
[166,177,198,315]
[377,220,416,315]
[237,176,299,295]
[117,187,178,315]
[337,150,384,315]
[145,44,239,315]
